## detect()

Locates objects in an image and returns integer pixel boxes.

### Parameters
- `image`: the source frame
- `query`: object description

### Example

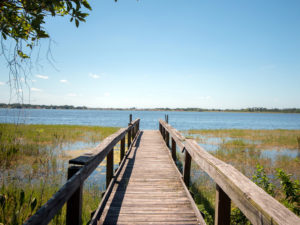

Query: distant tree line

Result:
[0,103,87,110]
[0,104,299,113]
[159,107,300,113]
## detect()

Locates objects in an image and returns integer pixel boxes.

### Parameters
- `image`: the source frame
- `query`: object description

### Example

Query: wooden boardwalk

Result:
[97,130,203,225]
[26,118,300,225]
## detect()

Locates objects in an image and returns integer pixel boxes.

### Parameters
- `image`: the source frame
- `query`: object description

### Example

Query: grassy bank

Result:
[0,123,118,168]
[181,129,300,224]
[0,123,119,224]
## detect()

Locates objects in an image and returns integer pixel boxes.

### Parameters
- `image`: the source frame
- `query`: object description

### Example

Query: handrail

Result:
[159,119,300,225]
[24,117,140,225]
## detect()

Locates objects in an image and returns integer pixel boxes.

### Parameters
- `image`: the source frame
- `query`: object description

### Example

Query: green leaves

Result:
[276,168,300,214]
[252,164,275,196]
[0,0,92,59]
[75,19,79,27]
[82,0,92,10]
[17,50,29,59]
[253,164,300,215]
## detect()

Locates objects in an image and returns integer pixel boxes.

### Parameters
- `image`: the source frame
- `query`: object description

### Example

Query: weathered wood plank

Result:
[91,131,205,225]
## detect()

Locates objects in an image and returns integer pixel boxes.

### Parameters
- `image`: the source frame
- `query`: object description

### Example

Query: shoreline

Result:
[1,106,300,114]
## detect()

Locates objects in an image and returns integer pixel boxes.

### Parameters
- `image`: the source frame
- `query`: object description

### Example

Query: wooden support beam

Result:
[106,148,114,188]
[215,184,231,225]
[132,126,135,140]
[120,137,125,162]
[171,138,176,161]
[66,166,83,225]
[183,149,191,187]
[127,130,131,149]
[165,130,170,147]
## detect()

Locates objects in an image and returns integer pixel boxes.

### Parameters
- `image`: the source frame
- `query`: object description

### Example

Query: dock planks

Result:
[97,130,203,225]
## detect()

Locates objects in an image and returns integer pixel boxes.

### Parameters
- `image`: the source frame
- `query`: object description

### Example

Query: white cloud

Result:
[0,82,4,85]
[31,87,42,92]
[104,92,110,97]
[60,79,68,83]
[36,74,49,79]
[67,93,77,97]
[32,79,37,83]
[89,73,100,79]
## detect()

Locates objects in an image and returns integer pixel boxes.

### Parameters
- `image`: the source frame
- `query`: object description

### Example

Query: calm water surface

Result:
[1,109,300,130]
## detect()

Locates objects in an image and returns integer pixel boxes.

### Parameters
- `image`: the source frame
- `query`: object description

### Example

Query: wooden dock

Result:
[25,116,300,225]
[95,130,203,224]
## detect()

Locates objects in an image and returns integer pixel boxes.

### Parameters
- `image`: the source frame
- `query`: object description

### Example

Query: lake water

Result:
[1,108,300,130]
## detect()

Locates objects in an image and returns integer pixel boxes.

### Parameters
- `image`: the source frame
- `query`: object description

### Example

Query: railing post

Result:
[66,166,83,225]
[128,115,132,148]
[159,123,162,134]
[171,138,176,161]
[127,129,131,149]
[132,125,135,139]
[165,114,169,123]
[165,130,169,147]
[106,148,114,188]
[120,137,125,162]
[215,184,231,225]
[183,149,191,187]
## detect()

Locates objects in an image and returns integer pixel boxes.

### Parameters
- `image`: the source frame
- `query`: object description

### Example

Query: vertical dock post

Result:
[165,130,170,147]
[66,166,83,225]
[120,137,125,162]
[215,185,231,225]
[171,138,176,161]
[183,150,191,187]
[106,148,114,188]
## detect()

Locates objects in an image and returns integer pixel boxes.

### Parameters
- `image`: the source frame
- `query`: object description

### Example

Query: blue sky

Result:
[0,0,300,108]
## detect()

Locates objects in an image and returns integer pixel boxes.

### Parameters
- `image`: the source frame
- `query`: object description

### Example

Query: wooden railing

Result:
[159,119,300,225]
[24,116,140,225]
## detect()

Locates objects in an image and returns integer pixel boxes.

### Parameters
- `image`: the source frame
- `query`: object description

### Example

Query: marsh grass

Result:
[0,123,119,224]
[0,123,118,168]
[188,129,300,149]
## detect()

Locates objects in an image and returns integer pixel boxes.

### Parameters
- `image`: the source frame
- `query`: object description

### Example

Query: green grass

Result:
[0,123,119,224]
[188,129,300,149]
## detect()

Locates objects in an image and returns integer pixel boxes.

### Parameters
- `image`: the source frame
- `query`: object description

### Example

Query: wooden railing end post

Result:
[66,165,83,225]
